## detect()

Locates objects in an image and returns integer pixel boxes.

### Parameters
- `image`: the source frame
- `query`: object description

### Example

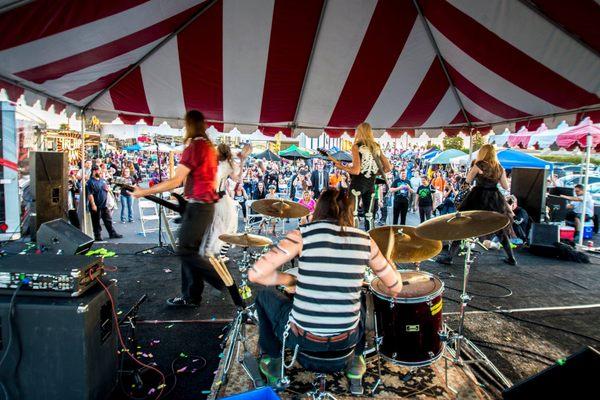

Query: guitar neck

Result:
[116,183,182,213]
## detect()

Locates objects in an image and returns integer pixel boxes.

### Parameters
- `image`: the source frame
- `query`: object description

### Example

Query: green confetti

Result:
[180,352,188,358]
[201,390,211,394]
[556,358,566,366]
[166,324,174,329]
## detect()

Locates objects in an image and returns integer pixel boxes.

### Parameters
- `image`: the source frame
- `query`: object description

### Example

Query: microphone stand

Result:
[135,137,174,255]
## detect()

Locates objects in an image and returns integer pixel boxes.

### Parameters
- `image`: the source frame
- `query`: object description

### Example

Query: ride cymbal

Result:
[218,233,273,247]
[414,211,510,241]
[251,199,310,218]
[369,225,442,263]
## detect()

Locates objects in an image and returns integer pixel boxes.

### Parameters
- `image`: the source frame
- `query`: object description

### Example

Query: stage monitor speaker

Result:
[0,280,118,400]
[548,186,574,196]
[503,346,600,399]
[37,218,94,254]
[30,151,68,233]
[528,223,559,248]
[510,167,549,223]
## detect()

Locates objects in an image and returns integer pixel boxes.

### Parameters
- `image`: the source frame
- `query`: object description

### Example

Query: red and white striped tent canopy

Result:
[0,0,599,137]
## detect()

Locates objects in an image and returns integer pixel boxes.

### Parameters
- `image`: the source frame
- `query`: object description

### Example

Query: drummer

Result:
[249,188,401,392]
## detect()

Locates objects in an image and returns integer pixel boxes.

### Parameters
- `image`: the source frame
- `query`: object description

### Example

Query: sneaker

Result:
[166,296,200,307]
[503,257,517,266]
[121,220,126,224]
[128,220,134,223]
[345,355,366,380]
[109,233,123,239]
[259,355,282,385]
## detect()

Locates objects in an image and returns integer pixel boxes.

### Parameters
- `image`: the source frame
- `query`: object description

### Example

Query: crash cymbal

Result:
[369,225,442,263]
[414,211,510,241]
[251,198,310,218]
[218,233,272,247]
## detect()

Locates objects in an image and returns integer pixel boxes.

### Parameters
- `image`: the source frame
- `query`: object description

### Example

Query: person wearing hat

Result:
[86,164,122,241]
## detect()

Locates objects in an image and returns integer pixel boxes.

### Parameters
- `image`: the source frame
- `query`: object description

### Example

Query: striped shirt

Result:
[291,220,371,335]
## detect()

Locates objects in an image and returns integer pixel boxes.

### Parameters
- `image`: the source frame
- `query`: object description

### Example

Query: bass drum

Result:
[370,270,444,367]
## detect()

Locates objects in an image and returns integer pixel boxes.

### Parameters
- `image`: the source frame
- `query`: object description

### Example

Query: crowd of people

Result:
[58,110,595,393]
[67,129,592,248]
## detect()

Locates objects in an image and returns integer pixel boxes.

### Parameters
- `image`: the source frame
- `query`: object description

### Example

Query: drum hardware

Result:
[414,211,512,391]
[209,255,266,395]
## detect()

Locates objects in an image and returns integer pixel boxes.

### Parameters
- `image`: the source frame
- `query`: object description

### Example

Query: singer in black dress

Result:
[436,144,516,265]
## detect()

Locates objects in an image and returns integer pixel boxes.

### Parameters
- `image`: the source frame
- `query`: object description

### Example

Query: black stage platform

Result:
[2,241,599,399]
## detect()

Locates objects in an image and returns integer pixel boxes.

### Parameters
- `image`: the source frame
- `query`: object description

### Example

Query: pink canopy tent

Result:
[506,124,548,149]
[555,118,600,151]
[0,0,598,137]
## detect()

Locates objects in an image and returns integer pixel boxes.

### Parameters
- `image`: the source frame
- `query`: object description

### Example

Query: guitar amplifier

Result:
[0,280,118,400]
[0,255,103,297]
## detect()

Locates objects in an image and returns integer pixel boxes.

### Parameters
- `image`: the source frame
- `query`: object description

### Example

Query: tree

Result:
[471,132,485,151]
[443,136,464,150]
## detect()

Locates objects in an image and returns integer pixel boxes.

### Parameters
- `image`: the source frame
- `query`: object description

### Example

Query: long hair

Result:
[312,189,355,228]
[476,144,502,180]
[354,122,380,156]
[184,110,212,144]
[217,143,233,168]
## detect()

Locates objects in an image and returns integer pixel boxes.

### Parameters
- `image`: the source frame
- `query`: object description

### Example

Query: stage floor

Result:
[3,234,599,399]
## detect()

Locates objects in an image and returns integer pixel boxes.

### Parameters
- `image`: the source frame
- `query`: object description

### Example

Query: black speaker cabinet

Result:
[37,218,93,254]
[503,346,600,399]
[30,151,68,233]
[529,223,559,248]
[0,280,118,400]
[510,167,549,223]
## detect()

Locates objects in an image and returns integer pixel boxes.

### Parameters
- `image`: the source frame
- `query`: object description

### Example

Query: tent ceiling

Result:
[0,0,599,134]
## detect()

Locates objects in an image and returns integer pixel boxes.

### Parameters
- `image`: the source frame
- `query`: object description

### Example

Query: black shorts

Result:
[565,210,591,222]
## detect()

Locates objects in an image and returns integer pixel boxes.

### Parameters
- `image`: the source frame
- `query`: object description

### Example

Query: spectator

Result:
[87,165,122,241]
[389,170,412,225]
[119,168,135,223]
[416,176,435,222]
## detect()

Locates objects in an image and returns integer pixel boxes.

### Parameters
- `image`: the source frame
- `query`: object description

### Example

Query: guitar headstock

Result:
[317,148,329,157]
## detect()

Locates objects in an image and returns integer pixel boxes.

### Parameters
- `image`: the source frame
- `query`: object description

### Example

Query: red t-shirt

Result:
[179,137,219,202]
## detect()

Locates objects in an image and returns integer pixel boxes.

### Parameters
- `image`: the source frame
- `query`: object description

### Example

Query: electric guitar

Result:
[318,148,390,186]
[113,179,187,216]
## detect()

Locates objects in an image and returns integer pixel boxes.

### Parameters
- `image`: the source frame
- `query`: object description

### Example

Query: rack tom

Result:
[370,270,444,367]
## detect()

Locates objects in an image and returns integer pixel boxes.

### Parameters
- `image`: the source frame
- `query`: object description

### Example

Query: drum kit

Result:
[216,201,513,393]
[365,210,512,392]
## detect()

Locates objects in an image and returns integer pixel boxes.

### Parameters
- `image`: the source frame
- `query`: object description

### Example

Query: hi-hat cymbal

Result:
[219,233,273,247]
[414,211,510,241]
[369,225,442,263]
[251,198,310,218]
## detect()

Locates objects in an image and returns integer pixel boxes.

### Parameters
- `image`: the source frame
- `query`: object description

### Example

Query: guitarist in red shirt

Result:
[132,110,223,307]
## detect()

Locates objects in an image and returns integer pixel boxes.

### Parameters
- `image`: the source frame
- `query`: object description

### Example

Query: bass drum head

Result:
[371,270,443,303]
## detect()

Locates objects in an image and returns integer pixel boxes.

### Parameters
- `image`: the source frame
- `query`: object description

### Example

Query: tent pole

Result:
[577,132,592,247]
[79,110,89,236]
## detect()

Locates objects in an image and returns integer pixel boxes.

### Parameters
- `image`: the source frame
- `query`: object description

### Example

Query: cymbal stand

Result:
[440,237,512,390]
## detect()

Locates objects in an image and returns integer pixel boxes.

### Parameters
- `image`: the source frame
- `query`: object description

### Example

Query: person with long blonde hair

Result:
[436,144,517,266]
[132,110,224,307]
[333,122,391,230]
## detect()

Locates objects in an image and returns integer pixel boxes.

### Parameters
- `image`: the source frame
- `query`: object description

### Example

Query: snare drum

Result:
[370,270,444,367]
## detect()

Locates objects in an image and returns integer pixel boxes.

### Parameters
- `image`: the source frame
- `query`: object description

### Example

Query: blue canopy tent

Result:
[422,149,440,160]
[124,143,142,151]
[429,149,466,164]
[497,149,553,171]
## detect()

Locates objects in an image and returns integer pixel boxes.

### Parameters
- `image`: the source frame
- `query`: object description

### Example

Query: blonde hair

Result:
[354,122,380,156]
[476,144,502,179]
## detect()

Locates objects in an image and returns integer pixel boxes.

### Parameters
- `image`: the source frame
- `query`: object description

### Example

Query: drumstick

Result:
[385,226,395,264]
[209,256,233,286]
[209,255,245,307]
[218,256,234,284]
